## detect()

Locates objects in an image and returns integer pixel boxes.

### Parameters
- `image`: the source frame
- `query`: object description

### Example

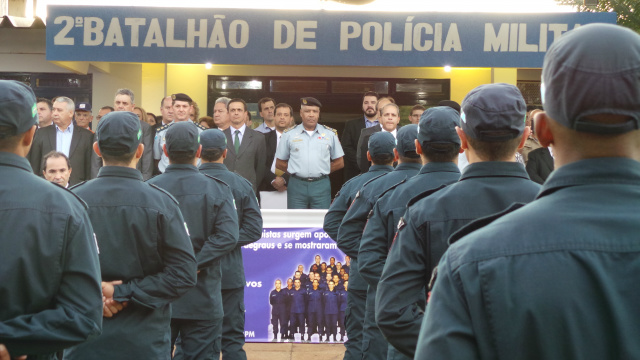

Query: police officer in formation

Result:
[148,121,239,359]
[288,279,308,341]
[358,106,462,360]
[198,129,263,360]
[323,131,396,358]
[417,23,640,359]
[269,279,289,342]
[338,125,422,360]
[306,279,324,341]
[67,112,198,359]
[322,280,341,343]
[0,80,102,360]
[376,83,541,358]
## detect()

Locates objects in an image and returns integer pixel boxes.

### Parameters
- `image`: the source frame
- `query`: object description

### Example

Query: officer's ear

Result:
[93,142,102,158]
[366,151,372,162]
[535,112,554,148]
[135,143,144,159]
[195,144,202,159]
[455,126,468,152]
[163,144,168,158]
[415,140,423,155]
[517,127,532,150]
[222,148,228,159]
[393,148,399,162]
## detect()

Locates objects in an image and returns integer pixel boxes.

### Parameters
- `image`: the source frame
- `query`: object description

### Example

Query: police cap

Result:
[542,23,640,134]
[368,131,396,157]
[417,106,461,149]
[200,128,227,150]
[0,80,38,135]
[96,111,142,155]
[300,97,322,108]
[172,93,193,104]
[396,124,418,155]
[76,102,92,112]
[460,83,526,142]
[165,121,200,154]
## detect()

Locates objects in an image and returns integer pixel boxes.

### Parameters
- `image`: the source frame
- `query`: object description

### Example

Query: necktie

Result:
[234,130,240,153]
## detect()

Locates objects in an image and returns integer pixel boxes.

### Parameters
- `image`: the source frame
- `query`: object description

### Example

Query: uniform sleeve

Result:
[0,211,103,356]
[113,204,197,308]
[375,210,429,358]
[330,133,345,160]
[336,193,372,258]
[153,130,163,160]
[238,185,263,247]
[194,191,239,269]
[415,251,480,359]
[275,133,290,161]
[358,198,391,286]
[140,122,154,180]
[323,188,350,241]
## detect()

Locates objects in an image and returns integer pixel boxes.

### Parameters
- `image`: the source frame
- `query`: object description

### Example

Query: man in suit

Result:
[341,91,379,182]
[356,97,397,174]
[261,103,293,193]
[255,97,276,134]
[28,96,94,186]
[526,146,554,184]
[223,98,267,193]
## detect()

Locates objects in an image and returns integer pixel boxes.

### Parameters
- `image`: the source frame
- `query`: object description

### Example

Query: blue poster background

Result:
[241,227,345,342]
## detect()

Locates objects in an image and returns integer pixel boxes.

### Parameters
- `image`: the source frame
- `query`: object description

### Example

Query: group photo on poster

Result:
[241,227,349,343]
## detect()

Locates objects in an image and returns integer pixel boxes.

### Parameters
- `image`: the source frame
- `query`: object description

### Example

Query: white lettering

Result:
[274,20,295,49]
[443,23,461,51]
[166,19,186,48]
[143,18,164,47]
[362,22,383,51]
[340,21,361,50]
[413,23,433,51]
[208,16,227,48]
[296,21,317,50]
[509,23,518,52]
[228,20,249,48]
[484,23,509,52]
[548,23,568,42]
[187,19,208,48]
[83,17,104,46]
[104,18,124,47]
[382,22,402,51]
[53,16,74,45]
[403,16,414,51]
[434,23,442,51]
[124,18,145,47]
[518,23,538,52]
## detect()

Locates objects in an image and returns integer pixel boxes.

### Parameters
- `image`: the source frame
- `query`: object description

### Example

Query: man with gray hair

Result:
[113,88,153,180]
[28,96,94,186]
[214,97,231,130]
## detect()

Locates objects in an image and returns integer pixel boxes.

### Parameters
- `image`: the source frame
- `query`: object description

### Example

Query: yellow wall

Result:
[140,63,167,114]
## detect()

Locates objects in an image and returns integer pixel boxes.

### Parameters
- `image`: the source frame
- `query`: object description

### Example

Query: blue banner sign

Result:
[46,6,616,67]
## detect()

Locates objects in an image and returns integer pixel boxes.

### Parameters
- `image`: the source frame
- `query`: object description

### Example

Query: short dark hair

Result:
[37,98,52,110]
[258,97,275,112]
[275,103,293,116]
[228,98,247,111]
[42,151,70,171]
[399,153,421,163]
[467,136,522,161]
[0,126,21,151]
[422,144,460,162]
[362,91,379,101]
[168,151,196,165]
[200,148,224,162]
[371,153,394,165]
[102,151,137,166]
[411,104,426,113]
[101,106,115,112]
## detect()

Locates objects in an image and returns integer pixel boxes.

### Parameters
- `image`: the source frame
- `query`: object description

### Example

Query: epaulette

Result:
[406,184,448,208]
[283,126,296,133]
[156,123,172,133]
[195,123,208,131]
[361,172,388,188]
[322,125,338,136]
[378,178,407,198]
[203,173,231,187]
[448,203,526,246]
[64,181,89,210]
[148,183,179,205]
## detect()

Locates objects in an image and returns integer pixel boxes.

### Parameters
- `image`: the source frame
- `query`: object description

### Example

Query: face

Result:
[37,102,52,126]
[245,112,252,127]
[173,101,192,122]
[114,94,134,112]
[297,265,304,273]
[294,279,301,289]
[336,263,342,270]
[75,110,92,128]
[313,280,319,289]
[213,102,230,129]
[330,257,335,265]
[132,108,144,121]
[52,101,73,128]
[275,280,281,290]
[362,95,378,118]
[294,271,301,279]
[321,263,327,271]
[287,279,293,287]
[43,156,71,187]
[190,107,196,121]
[228,101,246,127]
[274,107,291,132]
[315,273,321,281]
[260,101,276,123]
[343,273,349,281]
[377,99,392,120]
[328,281,335,291]
[315,255,321,264]
[199,120,210,129]
[146,113,157,126]
[300,105,320,130]
[160,97,174,123]
[380,105,400,132]
[410,109,425,124]
[333,275,340,284]
[327,267,333,275]
[97,108,112,122]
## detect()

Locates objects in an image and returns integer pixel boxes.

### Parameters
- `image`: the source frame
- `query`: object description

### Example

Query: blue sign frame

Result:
[46,6,616,67]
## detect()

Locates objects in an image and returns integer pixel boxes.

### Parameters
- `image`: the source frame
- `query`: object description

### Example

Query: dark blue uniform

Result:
[148,164,239,360]
[0,152,102,360]
[358,162,460,360]
[377,162,540,358]
[288,287,308,339]
[199,162,263,360]
[307,287,324,338]
[67,166,198,360]
[418,158,640,359]
[269,288,289,340]
[322,164,393,360]
[338,162,422,360]
[338,288,348,340]
[322,289,340,341]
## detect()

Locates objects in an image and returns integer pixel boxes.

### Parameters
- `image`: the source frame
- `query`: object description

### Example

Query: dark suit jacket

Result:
[28,124,94,186]
[341,117,367,182]
[356,124,381,174]
[526,147,554,184]
[223,126,267,193]
[260,130,290,192]
[91,120,153,180]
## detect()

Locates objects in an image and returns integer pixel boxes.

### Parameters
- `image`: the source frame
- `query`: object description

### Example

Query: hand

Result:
[102,280,128,318]
[0,344,26,360]
[272,177,287,192]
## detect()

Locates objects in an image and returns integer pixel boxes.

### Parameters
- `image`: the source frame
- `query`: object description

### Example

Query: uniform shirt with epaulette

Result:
[0,152,102,359]
[376,161,540,358]
[154,122,207,173]
[275,123,344,177]
[66,165,198,360]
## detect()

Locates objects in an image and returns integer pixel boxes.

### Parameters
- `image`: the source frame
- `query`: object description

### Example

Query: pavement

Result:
[245,342,345,360]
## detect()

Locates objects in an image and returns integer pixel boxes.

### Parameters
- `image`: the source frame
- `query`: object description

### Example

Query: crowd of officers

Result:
[269,257,351,343]
[2,23,640,360]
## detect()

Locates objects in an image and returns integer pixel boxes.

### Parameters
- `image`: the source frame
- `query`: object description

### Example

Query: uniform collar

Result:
[165,164,200,172]
[199,162,228,171]
[419,162,461,175]
[460,161,530,181]
[538,157,640,199]
[297,123,321,133]
[395,162,423,171]
[0,152,33,173]
[97,166,144,180]
[369,164,394,172]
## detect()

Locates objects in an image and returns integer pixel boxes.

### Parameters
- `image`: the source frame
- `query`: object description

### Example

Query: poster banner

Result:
[46,6,616,67]
[242,225,347,342]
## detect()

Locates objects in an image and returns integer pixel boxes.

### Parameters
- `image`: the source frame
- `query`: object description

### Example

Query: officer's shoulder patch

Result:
[63,183,89,210]
[148,183,179,205]
[203,173,231,187]
[406,184,448,208]
[157,123,171,133]
[379,178,407,198]
[283,126,295,133]
[195,123,208,131]
[322,125,338,136]
[448,202,527,246]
